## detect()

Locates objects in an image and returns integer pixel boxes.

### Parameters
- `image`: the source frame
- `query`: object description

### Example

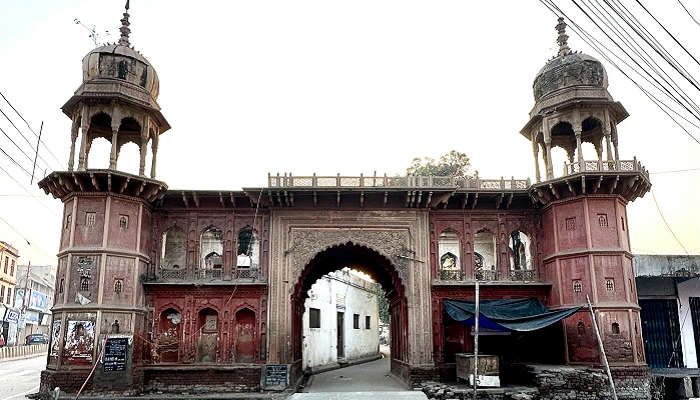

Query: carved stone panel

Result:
[286,228,411,284]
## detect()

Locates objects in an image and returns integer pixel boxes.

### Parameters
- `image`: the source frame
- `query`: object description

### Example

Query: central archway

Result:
[291,241,408,381]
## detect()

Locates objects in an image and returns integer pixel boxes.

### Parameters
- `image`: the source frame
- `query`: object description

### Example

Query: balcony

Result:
[268,172,530,191]
[436,268,540,283]
[563,158,648,177]
[145,265,264,284]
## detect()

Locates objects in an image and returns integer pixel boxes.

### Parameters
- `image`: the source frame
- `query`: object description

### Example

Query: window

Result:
[353,314,360,329]
[598,214,608,227]
[611,322,620,335]
[119,215,128,230]
[605,278,615,292]
[309,308,321,328]
[7,288,11,304]
[59,279,64,294]
[3,256,7,273]
[621,217,626,231]
[117,60,128,79]
[114,279,123,294]
[237,227,259,268]
[509,231,532,270]
[438,230,461,280]
[65,214,71,230]
[80,277,90,292]
[10,260,14,277]
[573,280,582,293]
[85,212,96,227]
[365,315,371,329]
[565,217,576,231]
[577,321,585,335]
[0,286,4,300]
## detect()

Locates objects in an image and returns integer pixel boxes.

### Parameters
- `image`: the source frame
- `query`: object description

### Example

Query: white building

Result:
[302,269,381,372]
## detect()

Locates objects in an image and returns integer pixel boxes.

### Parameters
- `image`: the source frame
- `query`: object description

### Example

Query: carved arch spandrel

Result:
[285,228,412,285]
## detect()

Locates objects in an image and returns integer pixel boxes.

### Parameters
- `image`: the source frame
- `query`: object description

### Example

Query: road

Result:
[304,357,407,392]
[0,355,45,400]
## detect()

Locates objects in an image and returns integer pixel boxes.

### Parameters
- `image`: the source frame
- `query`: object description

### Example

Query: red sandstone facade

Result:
[38,10,653,396]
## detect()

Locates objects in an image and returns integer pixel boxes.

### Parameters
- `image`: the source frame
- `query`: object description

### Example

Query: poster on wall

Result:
[64,320,95,360]
[50,320,61,356]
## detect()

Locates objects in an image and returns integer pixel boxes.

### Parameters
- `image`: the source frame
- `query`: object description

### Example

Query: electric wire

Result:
[0,90,63,169]
[0,162,59,217]
[675,0,700,27]
[0,214,55,260]
[588,0,700,117]
[635,0,700,69]
[651,189,689,255]
[0,124,41,168]
[0,107,53,172]
[540,0,700,144]
[0,143,33,178]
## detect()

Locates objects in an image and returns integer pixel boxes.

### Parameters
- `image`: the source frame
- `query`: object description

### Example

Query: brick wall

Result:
[143,366,262,393]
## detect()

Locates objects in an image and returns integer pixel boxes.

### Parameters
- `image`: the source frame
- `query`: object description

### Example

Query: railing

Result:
[563,158,649,177]
[151,266,263,282]
[268,173,530,191]
[437,268,538,282]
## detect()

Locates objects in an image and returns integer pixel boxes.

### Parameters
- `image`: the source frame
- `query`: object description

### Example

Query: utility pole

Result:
[16,261,31,346]
[473,273,480,400]
[587,295,618,400]
[30,122,43,185]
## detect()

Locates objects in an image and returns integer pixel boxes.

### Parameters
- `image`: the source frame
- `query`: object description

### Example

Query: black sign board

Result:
[264,364,288,388]
[103,337,128,372]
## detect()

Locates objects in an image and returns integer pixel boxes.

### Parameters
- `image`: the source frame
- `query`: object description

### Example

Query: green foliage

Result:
[406,150,471,177]
[377,285,389,324]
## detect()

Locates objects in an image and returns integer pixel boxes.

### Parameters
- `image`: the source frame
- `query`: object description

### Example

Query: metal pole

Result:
[16,261,31,345]
[587,295,618,400]
[30,122,43,185]
[473,280,479,400]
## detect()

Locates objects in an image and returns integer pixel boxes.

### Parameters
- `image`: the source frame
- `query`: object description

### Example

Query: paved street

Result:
[304,357,407,392]
[0,355,44,400]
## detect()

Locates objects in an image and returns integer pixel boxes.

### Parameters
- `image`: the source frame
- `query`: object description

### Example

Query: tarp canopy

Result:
[444,298,581,332]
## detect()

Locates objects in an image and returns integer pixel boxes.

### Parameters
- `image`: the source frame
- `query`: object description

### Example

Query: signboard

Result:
[264,364,289,389]
[4,309,19,323]
[103,337,129,372]
[24,310,39,325]
[29,291,47,310]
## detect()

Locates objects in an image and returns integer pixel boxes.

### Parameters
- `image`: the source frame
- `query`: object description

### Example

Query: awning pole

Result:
[473,279,479,400]
[587,294,618,400]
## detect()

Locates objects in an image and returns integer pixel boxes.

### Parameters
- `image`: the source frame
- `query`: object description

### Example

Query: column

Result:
[68,116,80,171]
[612,125,620,162]
[150,133,159,179]
[543,119,554,180]
[532,135,541,182]
[139,136,147,176]
[575,128,584,171]
[603,111,614,162]
[109,124,119,170]
[77,108,90,170]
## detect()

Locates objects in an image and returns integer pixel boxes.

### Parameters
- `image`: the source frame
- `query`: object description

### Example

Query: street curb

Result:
[0,352,46,363]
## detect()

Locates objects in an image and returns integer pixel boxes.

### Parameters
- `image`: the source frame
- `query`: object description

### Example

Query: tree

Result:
[406,150,471,177]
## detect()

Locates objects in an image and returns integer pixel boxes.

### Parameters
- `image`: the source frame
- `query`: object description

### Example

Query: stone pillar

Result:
[109,124,119,170]
[139,136,147,176]
[543,119,553,180]
[613,126,620,162]
[574,129,584,171]
[68,115,80,171]
[532,135,541,182]
[595,140,603,163]
[150,134,159,179]
[604,111,614,162]
[604,132,613,162]
[77,108,90,171]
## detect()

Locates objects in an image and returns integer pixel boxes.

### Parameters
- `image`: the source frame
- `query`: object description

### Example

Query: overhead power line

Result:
[675,0,700,27]
[651,189,690,255]
[0,90,63,170]
[0,108,53,173]
[539,0,700,145]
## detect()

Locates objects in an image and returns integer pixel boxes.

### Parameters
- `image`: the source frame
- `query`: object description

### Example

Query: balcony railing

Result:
[437,268,538,282]
[149,266,264,283]
[268,173,530,191]
[563,158,648,178]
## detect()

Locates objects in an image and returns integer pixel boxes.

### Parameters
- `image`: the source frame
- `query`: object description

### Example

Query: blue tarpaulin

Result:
[444,298,581,332]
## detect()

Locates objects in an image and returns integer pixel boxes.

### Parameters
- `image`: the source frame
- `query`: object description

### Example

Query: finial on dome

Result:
[118,0,131,47]
[556,17,570,56]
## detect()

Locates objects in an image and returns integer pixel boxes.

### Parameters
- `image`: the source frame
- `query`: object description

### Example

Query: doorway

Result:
[337,311,345,359]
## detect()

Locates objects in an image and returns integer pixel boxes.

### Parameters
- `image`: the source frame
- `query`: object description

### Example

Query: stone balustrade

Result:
[268,173,530,191]
[563,158,648,177]
[147,266,263,283]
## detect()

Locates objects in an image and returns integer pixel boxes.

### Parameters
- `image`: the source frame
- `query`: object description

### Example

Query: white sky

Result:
[0,1,698,265]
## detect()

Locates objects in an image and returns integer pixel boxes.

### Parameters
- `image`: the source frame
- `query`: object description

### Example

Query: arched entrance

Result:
[291,242,408,381]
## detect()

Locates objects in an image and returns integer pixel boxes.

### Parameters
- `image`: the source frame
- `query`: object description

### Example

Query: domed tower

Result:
[63,2,169,177]
[522,18,627,182]
[522,19,651,370]
[38,2,168,394]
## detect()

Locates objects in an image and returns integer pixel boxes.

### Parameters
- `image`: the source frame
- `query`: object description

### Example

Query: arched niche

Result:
[197,307,218,363]
[233,308,257,363]
[438,230,461,280]
[200,226,224,277]
[236,227,259,269]
[473,228,496,271]
[508,230,532,271]
[161,226,186,270]
[156,308,181,363]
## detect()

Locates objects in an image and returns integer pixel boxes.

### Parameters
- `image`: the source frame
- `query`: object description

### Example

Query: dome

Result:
[533,51,607,102]
[81,43,160,100]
